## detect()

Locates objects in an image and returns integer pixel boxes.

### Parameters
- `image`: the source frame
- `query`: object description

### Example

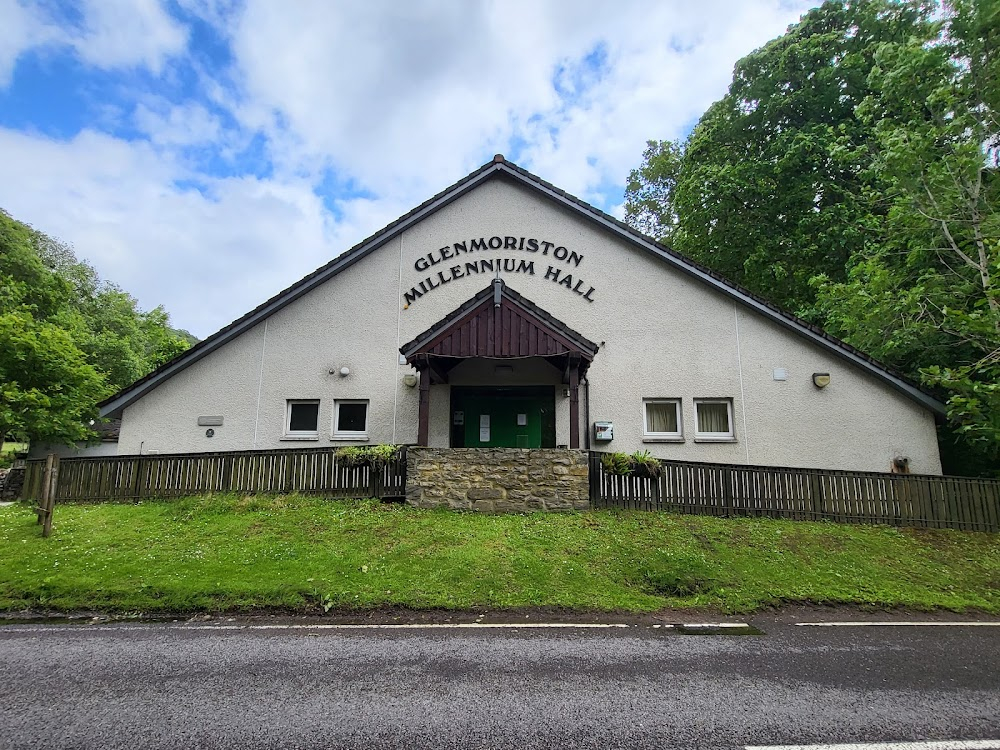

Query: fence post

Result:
[810,472,824,521]
[36,454,55,525]
[370,461,380,499]
[40,454,59,537]
[131,456,144,501]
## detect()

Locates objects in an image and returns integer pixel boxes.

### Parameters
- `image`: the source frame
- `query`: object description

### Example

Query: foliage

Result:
[334,444,401,467]
[0,311,106,445]
[626,0,999,473]
[624,140,684,242]
[627,0,936,316]
[2,497,1000,613]
[601,452,633,475]
[0,209,193,445]
[813,0,1000,469]
[0,442,28,469]
[600,450,662,477]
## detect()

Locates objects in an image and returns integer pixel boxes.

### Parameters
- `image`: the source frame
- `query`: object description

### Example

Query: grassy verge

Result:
[1,494,999,614]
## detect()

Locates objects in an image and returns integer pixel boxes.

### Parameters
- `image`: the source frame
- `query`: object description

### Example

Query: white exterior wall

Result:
[29,441,119,460]
[117,177,942,474]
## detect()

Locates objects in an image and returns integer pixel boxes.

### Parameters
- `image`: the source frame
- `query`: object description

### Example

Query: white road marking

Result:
[796,622,1000,627]
[0,621,750,632]
[746,742,1000,750]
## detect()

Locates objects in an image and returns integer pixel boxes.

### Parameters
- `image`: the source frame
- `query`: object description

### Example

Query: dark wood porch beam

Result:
[418,371,431,447]
[569,365,580,449]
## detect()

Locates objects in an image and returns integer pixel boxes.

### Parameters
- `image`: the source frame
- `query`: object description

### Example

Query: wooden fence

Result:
[589,453,1000,532]
[21,446,408,503]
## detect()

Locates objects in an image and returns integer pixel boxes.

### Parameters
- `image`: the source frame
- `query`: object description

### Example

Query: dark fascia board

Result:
[100,155,946,419]
[400,281,599,358]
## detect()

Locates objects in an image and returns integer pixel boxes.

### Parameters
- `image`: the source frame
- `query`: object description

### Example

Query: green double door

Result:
[450,386,556,448]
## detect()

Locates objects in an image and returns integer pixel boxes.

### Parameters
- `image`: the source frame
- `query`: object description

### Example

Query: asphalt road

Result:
[1,618,999,750]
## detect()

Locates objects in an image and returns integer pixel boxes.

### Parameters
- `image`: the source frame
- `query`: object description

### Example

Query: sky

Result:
[0,0,816,339]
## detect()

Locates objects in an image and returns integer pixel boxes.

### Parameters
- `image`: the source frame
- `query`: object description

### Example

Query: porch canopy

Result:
[400,279,599,447]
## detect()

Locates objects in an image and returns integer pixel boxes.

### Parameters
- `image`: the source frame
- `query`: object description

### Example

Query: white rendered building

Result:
[99,156,944,474]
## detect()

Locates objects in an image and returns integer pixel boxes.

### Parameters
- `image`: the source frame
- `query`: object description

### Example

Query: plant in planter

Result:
[630,449,662,478]
[335,445,400,467]
[601,452,633,476]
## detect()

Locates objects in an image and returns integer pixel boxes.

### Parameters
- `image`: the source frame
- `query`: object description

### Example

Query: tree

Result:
[0,209,192,445]
[627,0,999,472]
[0,310,106,447]
[624,140,684,242]
[814,0,1000,469]
[626,0,935,316]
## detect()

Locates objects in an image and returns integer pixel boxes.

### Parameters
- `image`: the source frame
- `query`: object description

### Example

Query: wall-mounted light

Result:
[812,372,831,388]
[402,374,418,388]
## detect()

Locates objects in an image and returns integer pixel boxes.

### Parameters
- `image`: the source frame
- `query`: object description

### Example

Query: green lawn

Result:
[1,494,999,614]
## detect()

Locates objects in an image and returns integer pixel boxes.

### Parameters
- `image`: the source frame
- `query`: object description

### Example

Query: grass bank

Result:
[1,495,999,614]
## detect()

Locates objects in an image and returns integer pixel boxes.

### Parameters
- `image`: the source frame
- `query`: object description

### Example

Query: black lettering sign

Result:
[402,237,595,307]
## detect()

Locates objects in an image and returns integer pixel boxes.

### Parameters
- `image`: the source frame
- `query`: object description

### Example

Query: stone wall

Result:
[0,467,24,501]
[406,448,590,512]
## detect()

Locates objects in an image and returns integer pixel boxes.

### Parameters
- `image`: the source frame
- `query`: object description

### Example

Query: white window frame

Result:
[694,398,735,442]
[642,398,684,442]
[333,399,369,441]
[285,399,320,440]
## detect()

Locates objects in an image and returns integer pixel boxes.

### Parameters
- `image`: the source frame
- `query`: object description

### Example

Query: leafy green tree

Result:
[0,310,106,447]
[814,0,999,470]
[628,0,999,472]
[624,140,684,242]
[627,0,935,316]
[0,209,192,446]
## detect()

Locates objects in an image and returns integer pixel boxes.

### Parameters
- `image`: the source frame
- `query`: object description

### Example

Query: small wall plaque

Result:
[197,416,224,427]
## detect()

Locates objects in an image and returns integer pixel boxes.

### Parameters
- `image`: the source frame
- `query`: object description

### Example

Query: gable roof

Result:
[99,154,946,419]
[401,280,599,363]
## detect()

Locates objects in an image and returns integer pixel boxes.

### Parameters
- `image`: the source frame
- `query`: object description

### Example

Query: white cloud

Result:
[218,0,812,204]
[71,0,188,73]
[133,100,223,147]
[0,127,395,338]
[0,0,187,85]
[0,0,64,86]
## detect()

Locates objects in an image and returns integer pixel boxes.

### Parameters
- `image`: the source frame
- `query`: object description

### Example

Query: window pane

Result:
[289,402,319,432]
[645,402,678,433]
[697,402,730,433]
[337,403,367,432]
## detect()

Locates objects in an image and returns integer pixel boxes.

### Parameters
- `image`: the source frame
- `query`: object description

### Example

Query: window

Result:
[694,399,734,441]
[642,399,683,440]
[286,400,319,439]
[334,400,369,440]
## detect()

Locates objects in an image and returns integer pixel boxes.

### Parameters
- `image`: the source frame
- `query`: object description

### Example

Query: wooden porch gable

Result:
[400,280,599,363]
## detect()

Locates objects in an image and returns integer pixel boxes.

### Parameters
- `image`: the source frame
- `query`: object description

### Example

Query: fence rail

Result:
[21,446,407,503]
[589,453,1000,532]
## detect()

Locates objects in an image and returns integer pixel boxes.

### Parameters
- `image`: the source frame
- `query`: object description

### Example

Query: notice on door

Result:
[479,414,491,442]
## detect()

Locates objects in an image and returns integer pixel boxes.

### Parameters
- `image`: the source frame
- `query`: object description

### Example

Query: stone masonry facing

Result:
[405,448,590,512]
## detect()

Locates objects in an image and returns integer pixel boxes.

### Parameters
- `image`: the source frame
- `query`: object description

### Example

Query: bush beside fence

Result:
[589,453,1000,532]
